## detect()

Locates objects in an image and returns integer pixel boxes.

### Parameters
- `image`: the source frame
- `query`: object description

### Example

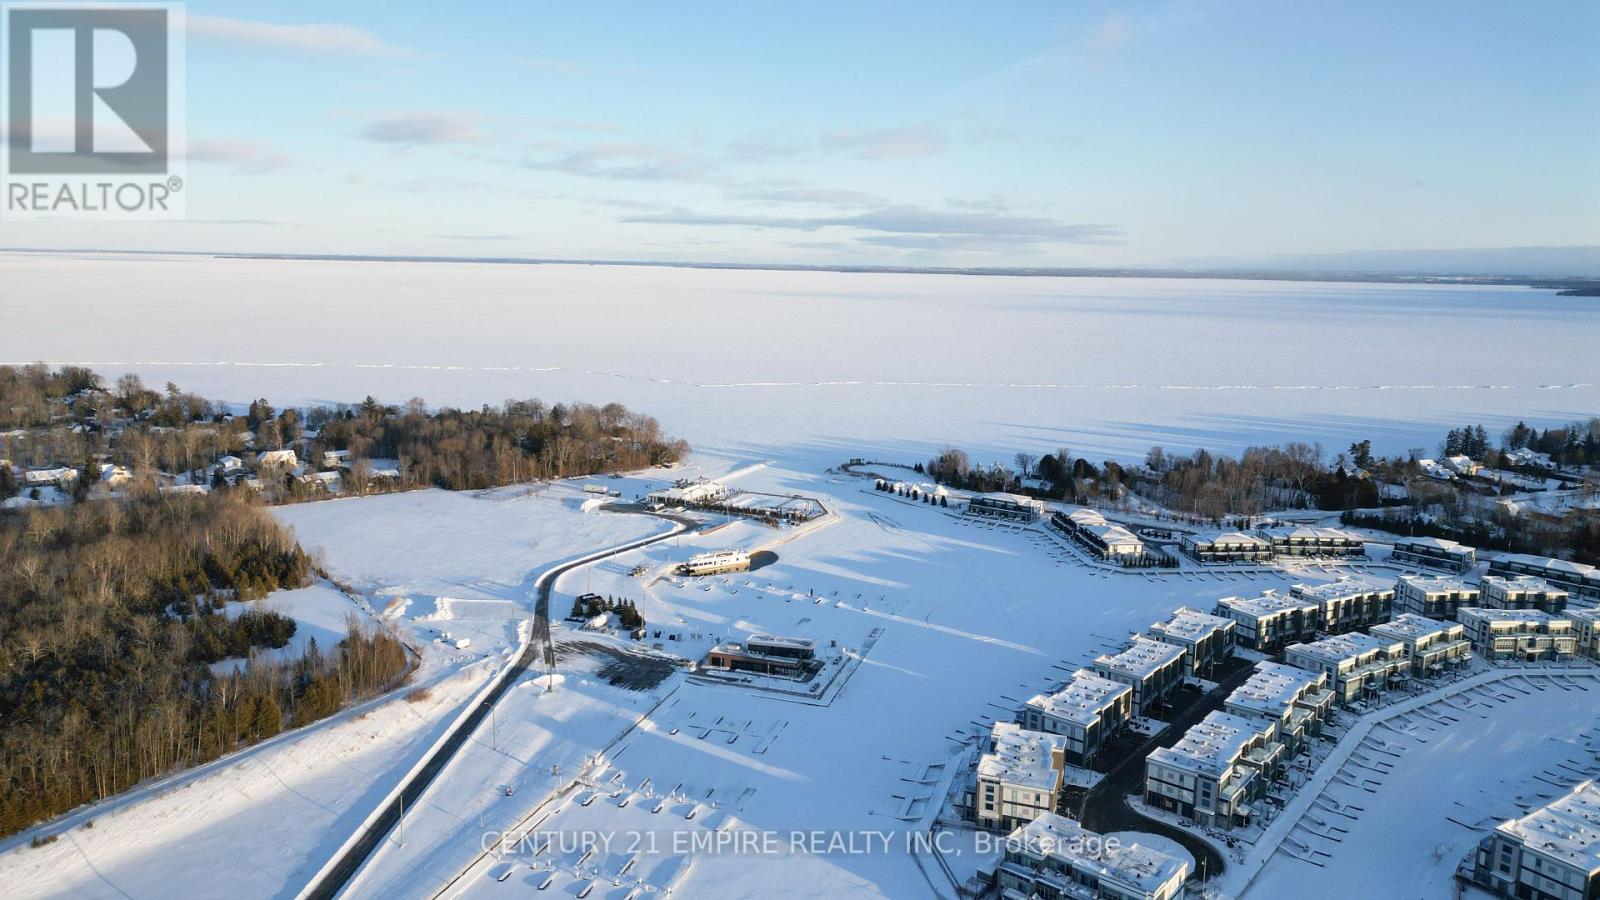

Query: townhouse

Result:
[967,493,1044,523]
[1369,613,1472,677]
[1214,592,1321,653]
[1390,536,1477,573]
[1022,669,1134,768]
[1091,637,1188,715]
[1571,608,1600,661]
[1290,577,1395,634]
[1456,608,1578,662]
[1180,531,1274,565]
[1051,509,1147,560]
[1284,632,1409,705]
[1468,779,1600,900]
[1144,711,1285,830]
[1257,525,1366,558]
[1488,553,1600,601]
[993,811,1190,900]
[971,722,1068,833]
[1222,661,1334,755]
[1148,607,1237,678]
[1479,575,1570,614]
[1394,573,1480,619]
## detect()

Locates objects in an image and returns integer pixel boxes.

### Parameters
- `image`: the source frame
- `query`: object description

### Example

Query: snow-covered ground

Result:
[3,252,1597,467]
[0,482,672,899]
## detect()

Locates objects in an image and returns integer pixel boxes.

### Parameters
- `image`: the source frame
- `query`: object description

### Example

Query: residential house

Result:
[1479,575,1570,614]
[1467,779,1600,900]
[1091,637,1188,715]
[994,812,1190,900]
[1144,711,1285,830]
[1180,531,1274,565]
[1389,536,1477,573]
[1284,632,1409,705]
[1222,661,1334,755]
[1290,577,1395,634]
[1369,614,1472,676]
[1214,592,1321,653]
[1394,573,1480,619]
[971,723,1068,833]
[1148,607,1237,678]
[1456,608,1577,662]
[1022,669,1133,768]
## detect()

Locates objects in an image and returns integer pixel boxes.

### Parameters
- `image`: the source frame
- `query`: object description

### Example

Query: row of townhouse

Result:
[1091,637,1189,716]
[1288,577,1394,635]
[1390,536,1477,573]
[1488,553,1600,601]
[1180,526,1367,565]
[967,493,1046,523]
[1049,509,1148,561]
[1369,614,1473,676]
[1455,608,1579,662]
[1284,632,1412,705]
[970,722,1070,833]
[1147,607,1237,678]
[1396,572,1571,617]
[1221,661,1335,755]
[1213,576,1393,654]
[1143,711,1287,831]
[1466,779,1600,900]
[992,811,1191,900]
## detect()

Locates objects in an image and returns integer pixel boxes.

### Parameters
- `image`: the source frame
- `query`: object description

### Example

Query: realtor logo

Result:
[2,2,185,218]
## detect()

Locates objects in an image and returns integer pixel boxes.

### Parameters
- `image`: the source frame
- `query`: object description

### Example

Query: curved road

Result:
[302,504,698,900]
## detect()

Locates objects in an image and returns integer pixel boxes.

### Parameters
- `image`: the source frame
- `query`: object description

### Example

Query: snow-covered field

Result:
[3,251,1597,466]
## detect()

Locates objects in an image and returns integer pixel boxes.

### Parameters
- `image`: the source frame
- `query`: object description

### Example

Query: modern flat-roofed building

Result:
[1390,536,1476,573]
[1369,614,1471,677]
[1214,592,1321,653]
[1050,509,1147,560]
[704,637,820,679]
[1395,573,1480,619]
[1258,525,1366,558]
[1092,636,1188,715]
[967,493,1044,523]
[1181,530,1274,565]
[1144,711,1285,830]
[1467,779,1600,900]
[1290,577,1395,634]
[1571,608,1600,661]
[647,479,729,508]
[1148,607,1237,677]
[1284,632,1409,705]
[1223,661,1333,755]
[1479,575,1571,614]
[972,723,1067,833]
[1456,608,1577,662]
[1022,669,1133,767]
[1488,553,1600,601]
[994,812,1191,900]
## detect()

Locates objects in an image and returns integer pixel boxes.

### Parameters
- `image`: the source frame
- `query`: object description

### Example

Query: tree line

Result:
[0,490,411,838]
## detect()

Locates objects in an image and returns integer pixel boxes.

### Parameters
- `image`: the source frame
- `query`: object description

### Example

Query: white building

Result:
[257,449,299,469]
[1284,632,1409,705]
[647,479,728,507]
[1456,608,1578,662]
[1488,553,1600,601]
[1148,607,1236,677]
[1390,536,1477,573]
[1394,573,1480,619]
[1479,575,1570,614]
[321,449,351,468]
[1144,711,1285,830]
[1180,530,1274,564]
[1214,591,1321,653]
[1050,509,1147,560]
[972,722,1067,833]
[994,812,1190,900]
[1223,661,1333,755]
[1468,779,1600,900]
[1369,613,1472,677]
[967,493,1045,523]
[1258,525,1366,558]
[677,549,752,576]
[23,466,77,486]
[1571,609,1600,661]
[1092,636,1188,715]
[216,454,243,472]
[1022,669,1133,767]
[1290,577,1395,634]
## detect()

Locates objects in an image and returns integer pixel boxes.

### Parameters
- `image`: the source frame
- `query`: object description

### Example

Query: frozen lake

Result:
[3,251,1595,467]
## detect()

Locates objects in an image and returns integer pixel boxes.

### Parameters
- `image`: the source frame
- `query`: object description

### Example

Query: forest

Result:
[0,491,411,838]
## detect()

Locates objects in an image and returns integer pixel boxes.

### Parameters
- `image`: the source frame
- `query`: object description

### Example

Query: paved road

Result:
[301,505,697,900]
[1079,660,1258,883]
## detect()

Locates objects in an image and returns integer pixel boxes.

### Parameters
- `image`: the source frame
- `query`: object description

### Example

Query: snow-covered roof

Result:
[1496,554,1599,579]
[747,634,816,652]
[1290,576,1393,603]
[1285,632,1403,666]
[1457,607,1573,628]
[978,722,1065,791]
[1216,591,1320,620]
[1480,574,1569,597]
[1396,573,1479,595]
[1189,530,1270,548]
[1225,662,1325,720]
[1496,780,1600,870]
[1394,536,1473,553]
[1370,613,1461,643]
[1569,608,1600,625]
[1007,811,1189,894]
[1261,525,1364,543]
[1025,669,1132,727]
[1149,607,1235,643]
[1093,636,1187,680]
[1148,711,1272,775]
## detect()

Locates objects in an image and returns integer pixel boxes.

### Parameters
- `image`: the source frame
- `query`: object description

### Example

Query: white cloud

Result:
[188,138,294,173]
[189,15,411,59]
[360,112,485,145]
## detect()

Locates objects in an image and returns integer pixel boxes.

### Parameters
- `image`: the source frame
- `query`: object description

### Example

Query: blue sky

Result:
[7,0,1600,269]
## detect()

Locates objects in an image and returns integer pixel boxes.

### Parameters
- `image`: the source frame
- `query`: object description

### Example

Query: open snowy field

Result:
[3,251,1596,467]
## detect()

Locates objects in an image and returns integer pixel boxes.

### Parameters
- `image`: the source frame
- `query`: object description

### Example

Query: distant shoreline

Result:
[3,245,1598,293]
